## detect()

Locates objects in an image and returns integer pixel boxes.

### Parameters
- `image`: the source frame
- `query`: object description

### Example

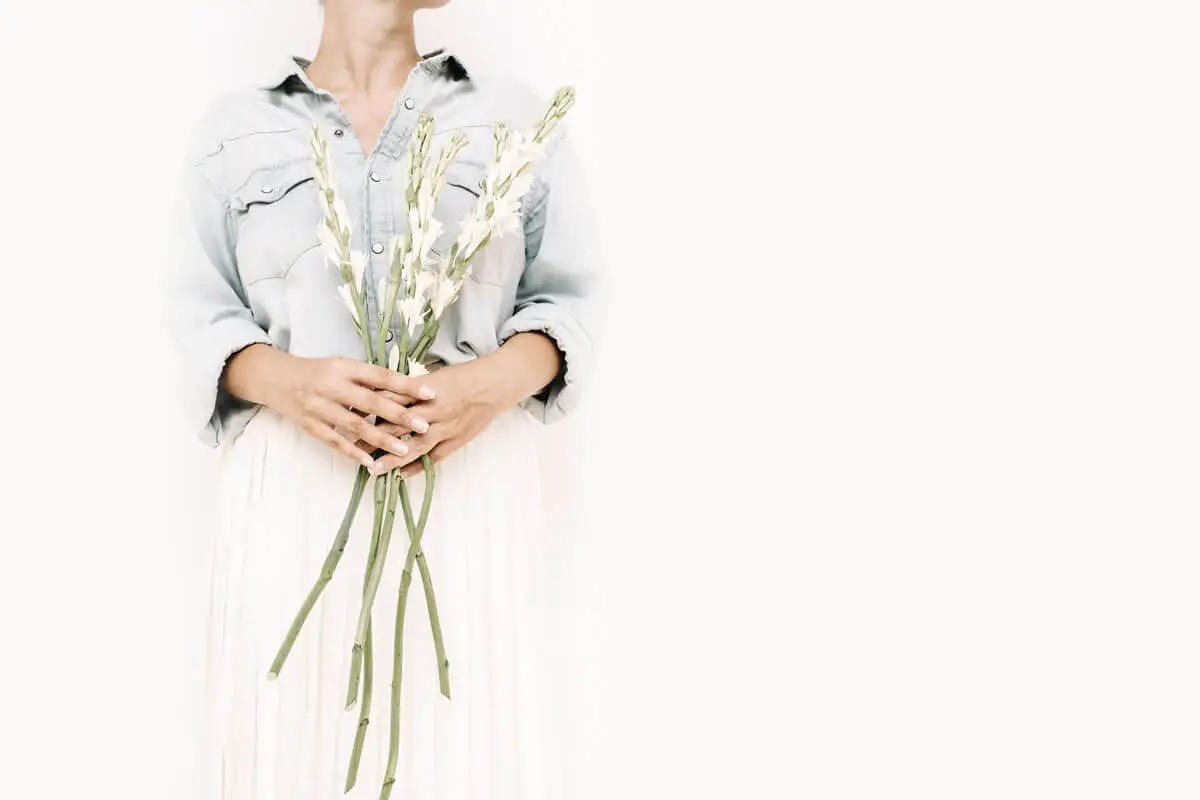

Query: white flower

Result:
[491,208,521,239]
[397,295,426,336]
[388,344,400,372]
[336,284,358,325]
[506,173,536,203]
[402,246,420,281]
[414,270,437,301]
[408,208,426,256]
[420,217,443,261]
[496,142,527,184]
[484,163,504,196]
[519,137,546,163]
[348,250,368,287]
[455,213,489,258]
[387,233,405,266]
[318,224,342,267]
[408,360,429,377]
[332,198,351,229]
[430,278,459,319]
[416,176,437,218]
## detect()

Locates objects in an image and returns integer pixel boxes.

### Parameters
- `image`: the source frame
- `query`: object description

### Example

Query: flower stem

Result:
[399,471,451,698]
[345,474,388,707]
[348,282,376,365]
[411,320,440,365]
[379,456,437,799]
[347,471,401,708]
[344,479,387,792]
[267,466,369,679]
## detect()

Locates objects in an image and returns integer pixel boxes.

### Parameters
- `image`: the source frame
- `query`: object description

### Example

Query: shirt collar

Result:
[260,50,469,92]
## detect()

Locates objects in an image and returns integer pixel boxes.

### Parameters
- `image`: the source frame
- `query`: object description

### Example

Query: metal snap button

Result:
[403,98,416,110]
[372,243,385,255]
[385,330,394,343]
[333,128,345,138]
[370,171,382,183]
[261,185,273,194]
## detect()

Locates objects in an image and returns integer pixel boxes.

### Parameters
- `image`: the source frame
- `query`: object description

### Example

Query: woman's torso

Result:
[185,51,549,368]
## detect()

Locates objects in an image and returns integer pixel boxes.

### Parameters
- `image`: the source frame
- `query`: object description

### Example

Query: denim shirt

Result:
[167,51,598,447]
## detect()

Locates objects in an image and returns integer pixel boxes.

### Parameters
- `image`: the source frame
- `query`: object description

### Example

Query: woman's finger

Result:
[371,427,440,475]
[348,361,436,402]
[330,383,430,434]
[310,397,410,458]
[354,424,412,452]
[376,390,415,408]
[301,418,375,470]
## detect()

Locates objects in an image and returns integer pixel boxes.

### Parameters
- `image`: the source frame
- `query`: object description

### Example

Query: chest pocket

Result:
[231,160,321,285]
[429,160,523,287]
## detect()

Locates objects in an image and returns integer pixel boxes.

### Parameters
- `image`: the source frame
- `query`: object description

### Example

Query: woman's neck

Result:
[308,1,422,95]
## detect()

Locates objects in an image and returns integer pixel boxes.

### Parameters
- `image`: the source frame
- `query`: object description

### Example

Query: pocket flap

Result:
[231,160,315,211]
[443,161,486,197]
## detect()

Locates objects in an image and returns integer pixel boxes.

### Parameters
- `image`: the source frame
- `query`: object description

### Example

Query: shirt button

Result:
[261,185,274,194]
[333,128,345,138]
[372,243,385,255]
[403,98,416,110]
[385,330,395,343]
[370,171,382,183]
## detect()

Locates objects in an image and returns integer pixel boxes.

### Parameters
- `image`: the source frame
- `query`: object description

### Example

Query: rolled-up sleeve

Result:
[498,127,602,423]
[165,152,272,447]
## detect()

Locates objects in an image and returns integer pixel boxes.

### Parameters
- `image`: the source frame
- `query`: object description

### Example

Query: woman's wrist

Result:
[480,332,562,409]
[222,343,298,411]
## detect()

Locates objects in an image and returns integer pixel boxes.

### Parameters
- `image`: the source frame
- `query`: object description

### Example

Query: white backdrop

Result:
[2,1,1200,798]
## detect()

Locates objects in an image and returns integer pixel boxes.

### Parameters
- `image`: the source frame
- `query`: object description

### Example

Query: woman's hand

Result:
[365,358,507,476]
[222,343,436,469]
[367,332,562,476]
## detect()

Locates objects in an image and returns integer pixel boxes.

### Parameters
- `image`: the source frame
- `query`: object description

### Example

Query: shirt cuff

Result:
[497,302,591,424]
[189,316,272,447]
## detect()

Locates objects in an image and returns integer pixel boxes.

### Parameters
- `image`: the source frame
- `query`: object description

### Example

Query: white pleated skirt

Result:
[201,407,550,800]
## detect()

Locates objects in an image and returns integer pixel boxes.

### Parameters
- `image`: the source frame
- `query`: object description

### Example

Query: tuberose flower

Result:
[349,250,368,288]
[397,295,426,336]
[336,284,358,325]
[430,278,459,319]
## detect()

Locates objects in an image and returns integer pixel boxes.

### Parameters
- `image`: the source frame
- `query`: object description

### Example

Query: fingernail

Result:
[412,417,429,434]
[392,442,410,456]
[419,386,436,400]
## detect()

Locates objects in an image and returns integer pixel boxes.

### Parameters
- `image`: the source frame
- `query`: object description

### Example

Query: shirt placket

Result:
[305,66,434,364]
[364,76,433,359]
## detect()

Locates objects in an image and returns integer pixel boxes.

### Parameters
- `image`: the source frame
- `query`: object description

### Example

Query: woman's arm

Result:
[166,143,436,463]
[222,343,437,469]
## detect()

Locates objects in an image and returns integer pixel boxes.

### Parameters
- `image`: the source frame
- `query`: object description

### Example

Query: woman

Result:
[167,1,597,797]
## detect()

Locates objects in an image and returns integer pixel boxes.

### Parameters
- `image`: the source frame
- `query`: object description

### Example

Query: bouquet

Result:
[265,87,576,798]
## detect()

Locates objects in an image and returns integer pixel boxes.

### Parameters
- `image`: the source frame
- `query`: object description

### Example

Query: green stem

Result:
[379,456,437,798]
[346,474,389,707]
[411,320,441,365]
[347,471,401,708]
[397,329,411,374]
[399,465,451,698]
[344,480,387,791]
[267,466,369,679]
[348,282,375,365]
[376,288,394,368]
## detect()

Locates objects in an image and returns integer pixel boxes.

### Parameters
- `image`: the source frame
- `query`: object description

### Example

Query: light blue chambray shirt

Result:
[167,51,599,447]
